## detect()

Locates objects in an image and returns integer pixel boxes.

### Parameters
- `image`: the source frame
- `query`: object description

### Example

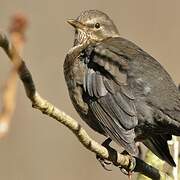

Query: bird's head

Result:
[67,10,120,46]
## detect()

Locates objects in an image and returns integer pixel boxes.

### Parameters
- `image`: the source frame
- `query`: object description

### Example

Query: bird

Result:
[64,9,180,169]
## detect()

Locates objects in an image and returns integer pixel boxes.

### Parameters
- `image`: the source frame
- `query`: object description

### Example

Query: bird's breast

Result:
[64,56,85,89]
[64,55,89,115]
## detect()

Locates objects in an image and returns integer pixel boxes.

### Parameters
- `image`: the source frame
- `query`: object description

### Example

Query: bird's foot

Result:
[118,151,134,177]
[96,138,134,177]
[96,138,113,171]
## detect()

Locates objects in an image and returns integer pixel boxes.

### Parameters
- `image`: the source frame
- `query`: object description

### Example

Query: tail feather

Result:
[143,134,176,167]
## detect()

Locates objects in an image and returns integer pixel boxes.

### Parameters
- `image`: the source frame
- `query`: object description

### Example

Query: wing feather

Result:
[82,38,138,155]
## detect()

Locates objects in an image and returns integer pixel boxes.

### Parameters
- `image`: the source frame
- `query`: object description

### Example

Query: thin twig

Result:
[0,31,172,179]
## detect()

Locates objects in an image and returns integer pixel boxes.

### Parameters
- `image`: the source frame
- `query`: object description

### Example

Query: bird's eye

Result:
[95,23,101,29]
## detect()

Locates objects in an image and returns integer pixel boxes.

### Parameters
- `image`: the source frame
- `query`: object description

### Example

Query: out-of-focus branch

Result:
[0,13,28,138]
[167,135,180,180]
[172,136,179,180]
[137,150,172,180]
[0,32,173,179]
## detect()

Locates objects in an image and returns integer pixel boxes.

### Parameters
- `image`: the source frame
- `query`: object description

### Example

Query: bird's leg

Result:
[96,138,135,178]
[96,138,113,171]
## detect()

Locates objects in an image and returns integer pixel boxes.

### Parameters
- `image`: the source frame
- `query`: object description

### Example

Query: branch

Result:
[137,150,173,180]
[0,13,28,138]
[166,136,180,180]
[0,31,170,180]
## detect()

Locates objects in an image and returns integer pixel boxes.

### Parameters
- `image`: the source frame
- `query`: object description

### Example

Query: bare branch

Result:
[0,31,171,179]
[0,13,28,138]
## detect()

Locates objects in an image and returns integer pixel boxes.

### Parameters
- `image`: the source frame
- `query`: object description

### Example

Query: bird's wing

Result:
[82,39,138,155]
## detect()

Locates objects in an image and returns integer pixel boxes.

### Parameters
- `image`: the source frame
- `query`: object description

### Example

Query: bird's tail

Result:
[143,134,176,167]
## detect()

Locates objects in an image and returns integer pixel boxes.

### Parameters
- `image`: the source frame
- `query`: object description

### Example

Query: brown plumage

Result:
[64,10,180,167]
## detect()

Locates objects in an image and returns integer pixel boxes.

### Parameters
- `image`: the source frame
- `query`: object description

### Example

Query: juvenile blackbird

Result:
[64,10,180,167]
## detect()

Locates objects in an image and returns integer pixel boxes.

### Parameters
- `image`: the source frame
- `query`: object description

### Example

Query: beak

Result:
[67,19,85,30]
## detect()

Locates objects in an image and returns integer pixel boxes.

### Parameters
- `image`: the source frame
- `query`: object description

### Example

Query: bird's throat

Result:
[73,29,88,46]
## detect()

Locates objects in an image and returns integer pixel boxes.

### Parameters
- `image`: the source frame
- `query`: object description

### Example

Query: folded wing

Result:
[82,41,138,155]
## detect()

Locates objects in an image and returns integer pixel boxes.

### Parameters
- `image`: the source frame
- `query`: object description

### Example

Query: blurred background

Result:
[0,0,180,180]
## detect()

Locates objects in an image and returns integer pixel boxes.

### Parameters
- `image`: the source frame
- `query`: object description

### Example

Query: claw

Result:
[97,156,112,171]
[96,138,113,171]
[119,153,134,178]
[104,161,111,165]
[119,166,129,175]
[119,166,133,178]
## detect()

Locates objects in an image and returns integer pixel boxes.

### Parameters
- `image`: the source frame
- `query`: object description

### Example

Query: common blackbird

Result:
[64,10,180,167]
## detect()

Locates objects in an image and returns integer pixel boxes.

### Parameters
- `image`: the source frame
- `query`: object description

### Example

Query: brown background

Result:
[0,0,180,180]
